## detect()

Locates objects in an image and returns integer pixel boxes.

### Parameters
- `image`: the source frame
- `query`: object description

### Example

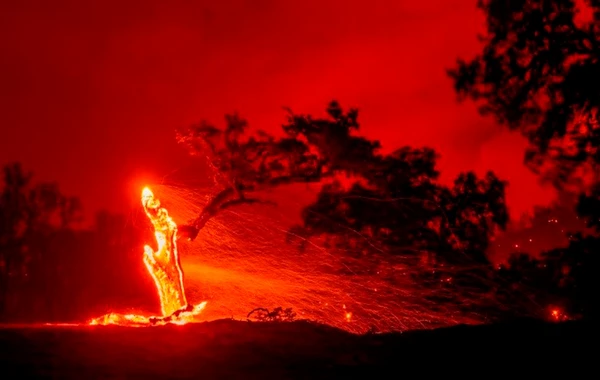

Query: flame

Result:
[142,186,153,199]
[90,187,206,326]
[141,187,187,316]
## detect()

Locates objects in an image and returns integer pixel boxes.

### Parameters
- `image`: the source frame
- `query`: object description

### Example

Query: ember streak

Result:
[132,184,546,333]
[86,185,562,332]
[89,188,206,326]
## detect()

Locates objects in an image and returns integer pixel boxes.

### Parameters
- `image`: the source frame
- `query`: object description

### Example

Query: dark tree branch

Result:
[179,187,237,241]
[179,188,278,241]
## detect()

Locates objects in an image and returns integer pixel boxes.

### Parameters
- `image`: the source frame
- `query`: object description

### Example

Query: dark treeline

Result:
[0,163,155,322]
[450,0,600,319]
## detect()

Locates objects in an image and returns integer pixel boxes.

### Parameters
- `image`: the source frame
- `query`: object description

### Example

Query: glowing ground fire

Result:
[90,188,206,326]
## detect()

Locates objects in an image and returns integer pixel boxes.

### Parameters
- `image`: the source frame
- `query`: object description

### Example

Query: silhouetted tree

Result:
[177,102,508,275]
[450,0,600,318]
[449,0,600,188]
[542,234,599,317]
[488,191,591,260]
[497,235,599,318]
[0,163,157,322]
[175,103,342,240]
[0,162,82,318]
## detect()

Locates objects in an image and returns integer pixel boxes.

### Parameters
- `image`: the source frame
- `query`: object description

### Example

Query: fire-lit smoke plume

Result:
[90,188,206,326]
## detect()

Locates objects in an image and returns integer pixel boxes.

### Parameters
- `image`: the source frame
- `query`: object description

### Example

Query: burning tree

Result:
[141,187,187,316]
[90,187,206,326]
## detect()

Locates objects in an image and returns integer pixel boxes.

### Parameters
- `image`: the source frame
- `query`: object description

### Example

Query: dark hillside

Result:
[0,318,595,379]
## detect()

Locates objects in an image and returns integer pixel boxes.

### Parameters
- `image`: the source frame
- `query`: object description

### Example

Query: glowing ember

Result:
[90,187,207,326]
[549,307,569,322]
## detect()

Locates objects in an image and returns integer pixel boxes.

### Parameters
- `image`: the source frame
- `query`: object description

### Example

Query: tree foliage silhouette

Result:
[0,163,158,322]
[177,101,508,271]
[450,0,600,318]
[0,162,82,316]
[449,0,600,188]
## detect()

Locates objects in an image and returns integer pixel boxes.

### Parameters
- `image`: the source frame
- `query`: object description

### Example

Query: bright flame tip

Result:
[142,187,153,198]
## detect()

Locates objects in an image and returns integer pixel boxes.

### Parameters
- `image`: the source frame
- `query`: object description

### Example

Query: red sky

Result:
[0,0,557,223]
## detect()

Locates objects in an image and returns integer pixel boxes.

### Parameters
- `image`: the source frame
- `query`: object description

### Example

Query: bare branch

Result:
[179,187,237,241]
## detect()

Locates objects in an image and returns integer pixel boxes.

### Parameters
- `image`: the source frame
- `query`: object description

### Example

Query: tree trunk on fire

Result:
[141,189,188,317]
